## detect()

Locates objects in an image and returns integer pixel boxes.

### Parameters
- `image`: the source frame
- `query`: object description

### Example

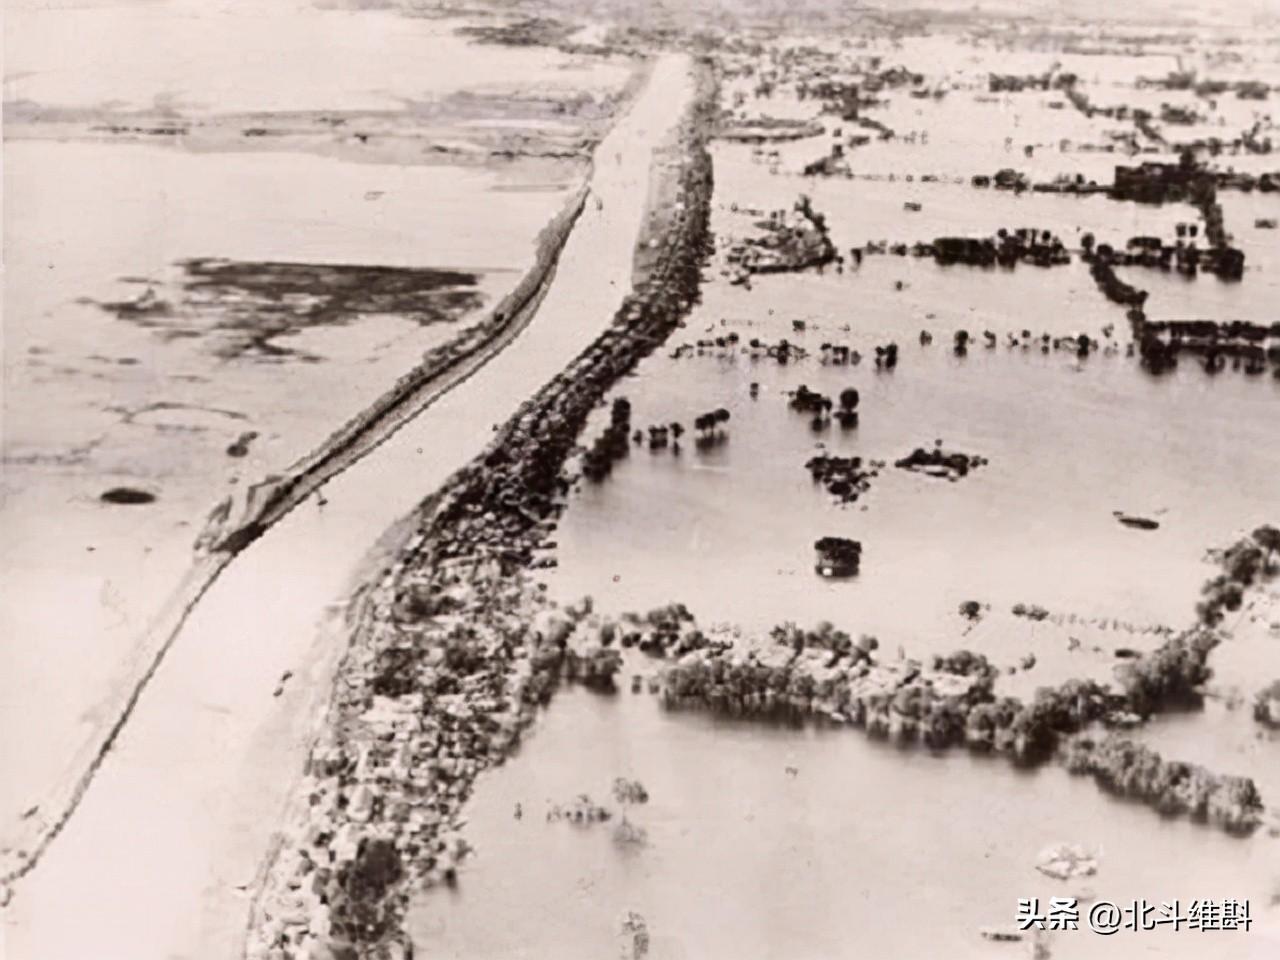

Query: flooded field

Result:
[407,7,1280,959]
[411,686,1277,960]
[547,346,1277,644]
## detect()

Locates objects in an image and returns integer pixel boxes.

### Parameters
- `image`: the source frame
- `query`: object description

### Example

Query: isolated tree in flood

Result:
[1253,525,1280,570]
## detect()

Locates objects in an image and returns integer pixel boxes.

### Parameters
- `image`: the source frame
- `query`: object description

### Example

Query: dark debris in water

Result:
[895,443,987,481]
[97,259,485,361]
[226,431,260,458]
[456,17,577,48]
[99,486,156,505]
[1115,512,1160,531]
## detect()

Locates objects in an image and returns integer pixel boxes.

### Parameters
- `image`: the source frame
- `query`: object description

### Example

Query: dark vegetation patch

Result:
[814,536,862,577]
[456,17,577,48]
[1254,680,1280,729]
[894,443,987,480]
[1197,526,1280,627]
[805,453,880,505]
[99,260,484,360]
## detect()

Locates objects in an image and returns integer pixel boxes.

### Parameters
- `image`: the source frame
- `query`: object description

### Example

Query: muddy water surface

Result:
[411,686,1280,960]
[416,51,1280,957]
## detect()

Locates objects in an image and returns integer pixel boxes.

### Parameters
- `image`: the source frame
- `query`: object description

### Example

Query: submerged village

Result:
[2,1,1280,960]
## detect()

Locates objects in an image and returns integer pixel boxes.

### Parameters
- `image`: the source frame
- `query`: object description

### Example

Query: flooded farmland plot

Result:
[2,2,1279,959]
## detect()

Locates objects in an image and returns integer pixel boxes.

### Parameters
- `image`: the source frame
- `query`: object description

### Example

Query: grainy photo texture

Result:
[2,1,1278,958]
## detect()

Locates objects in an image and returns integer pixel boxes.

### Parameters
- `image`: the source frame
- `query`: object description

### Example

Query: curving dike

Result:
[5,52,711,960]
[245,53,717,960]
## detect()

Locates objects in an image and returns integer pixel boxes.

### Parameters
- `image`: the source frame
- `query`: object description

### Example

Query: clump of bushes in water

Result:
[617,603,715,658]
[968,678,1120,761]
[747,336,807,364]
[612,779,650,847]
[1197,525,1280,627]
[650,596,1251,824]
[787,383,837,432]
[805,453,880,504]
[1115,630,1217,715]
[613,778,650,805]
[814,536,861,576]
[1012,602,1050,621]
[788,383,831,415]
[836,387,860,427]
[894,443,987,480]
[582,398,633,482]
[817,342,859,366]
[632,421,685,452]
[1086,246,1150,308]
[693,408,731,448]
[548,795,612,824]
[563,644,624,691]
[725,194,837,277]
[1061,735,1263,834]
[872,343,899,369]
[787,384,864,431]
[770,620,879,664]
[933,649,1000,682]
[1253,680,1280,729]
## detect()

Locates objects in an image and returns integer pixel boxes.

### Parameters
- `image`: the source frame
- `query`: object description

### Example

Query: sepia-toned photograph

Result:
[2,1,1278,958]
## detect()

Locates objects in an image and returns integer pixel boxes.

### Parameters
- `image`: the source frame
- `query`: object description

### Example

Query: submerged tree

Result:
[612,778,650,806]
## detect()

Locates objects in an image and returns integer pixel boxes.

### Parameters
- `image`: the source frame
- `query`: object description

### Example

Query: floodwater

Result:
[418,23,1280,960]
[537,35,1280,671]
[411,686,1280,960]
[545,308,1279,649]
[3,0,630,113]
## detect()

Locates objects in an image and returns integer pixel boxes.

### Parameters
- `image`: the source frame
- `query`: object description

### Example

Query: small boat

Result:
[1114,511,1159,531]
